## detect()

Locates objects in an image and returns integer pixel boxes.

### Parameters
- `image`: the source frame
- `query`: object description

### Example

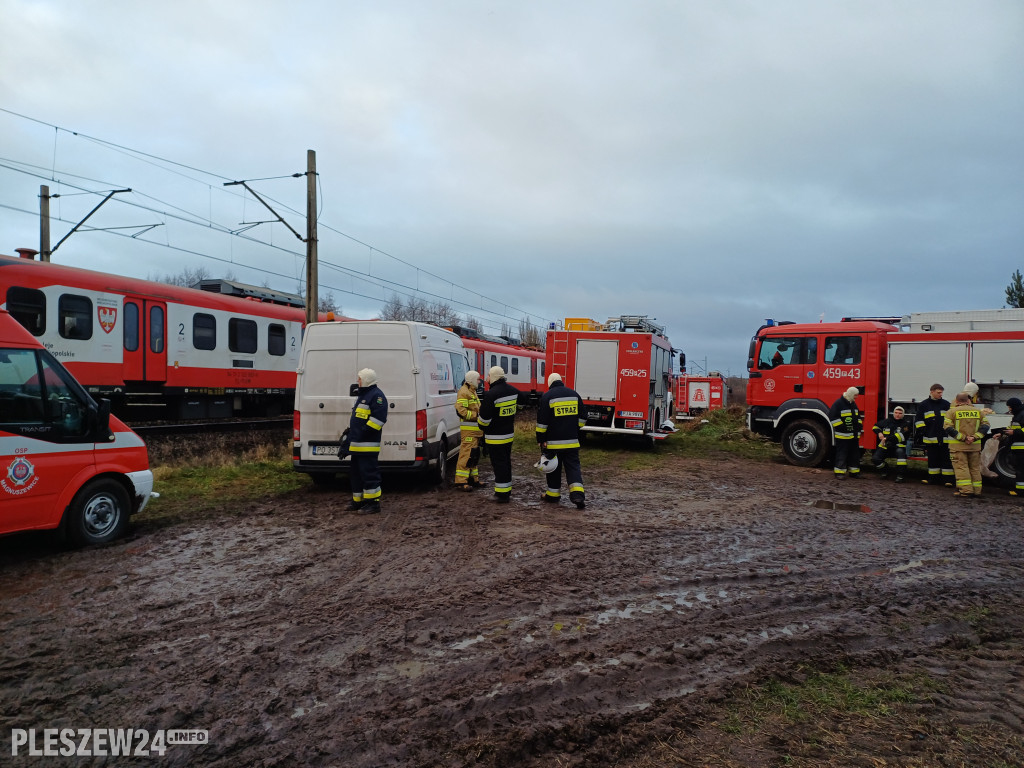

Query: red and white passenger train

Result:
[0,252,551,421]
[0,252,318,419]
[447,326,547,402]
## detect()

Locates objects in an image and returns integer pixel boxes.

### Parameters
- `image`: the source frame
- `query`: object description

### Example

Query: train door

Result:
[122,298,167,382]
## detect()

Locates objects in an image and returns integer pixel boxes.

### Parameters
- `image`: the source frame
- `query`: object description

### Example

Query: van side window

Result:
[449,352,468,387]
[510,357,519,375]
[6,287,46,336]
[0,348,88,440]
[268,324,286,356]
[124,301,140,352]
[229,318,258,354]
[59,294,93,340]
[193,313,216,350]
[824,336,861,365]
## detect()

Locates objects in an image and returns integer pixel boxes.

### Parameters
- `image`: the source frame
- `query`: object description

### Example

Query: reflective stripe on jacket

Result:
[478,379,520,445]
[943,405,988,452]
[349,384,388,452]
[456,382,482,432]
[536,380,586,450]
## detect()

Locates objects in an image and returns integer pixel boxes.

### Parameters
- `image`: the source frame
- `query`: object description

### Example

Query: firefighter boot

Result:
[346,499,364,512]
[894,475,905,483]
[358,500,381,515]
[569,490,586,510]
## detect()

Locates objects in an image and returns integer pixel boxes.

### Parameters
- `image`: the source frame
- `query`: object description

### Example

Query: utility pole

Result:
[39,185,50,262]
[224,150,318,323]
[305,150,318,325]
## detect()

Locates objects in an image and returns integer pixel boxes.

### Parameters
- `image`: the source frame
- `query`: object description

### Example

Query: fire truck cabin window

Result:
[824,336,862,365]
[758,337,817,369]
[6,287,46,336]
[229,318,258,354]
[193,313,217,351]
[58,294,93,340]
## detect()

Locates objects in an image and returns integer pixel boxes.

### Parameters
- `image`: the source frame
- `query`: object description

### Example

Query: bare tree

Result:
[319,291,340,314]
[519,316,544,349]
[152,266,220,287]
[379,293,405,320]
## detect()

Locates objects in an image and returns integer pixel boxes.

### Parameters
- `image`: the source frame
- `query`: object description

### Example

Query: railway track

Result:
[129,417,293,437]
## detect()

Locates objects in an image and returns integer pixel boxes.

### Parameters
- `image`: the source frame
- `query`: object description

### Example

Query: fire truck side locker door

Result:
[886,342,968,403]
[574,339,618,401]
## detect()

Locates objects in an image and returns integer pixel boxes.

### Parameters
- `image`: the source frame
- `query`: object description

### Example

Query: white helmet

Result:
[534,454,559,474]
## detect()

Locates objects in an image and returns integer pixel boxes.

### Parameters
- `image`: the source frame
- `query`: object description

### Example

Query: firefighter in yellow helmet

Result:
[454,370,483,491]
[944,391,990,498]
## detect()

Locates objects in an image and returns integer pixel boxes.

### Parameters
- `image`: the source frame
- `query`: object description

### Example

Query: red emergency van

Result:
[0,308,154,545]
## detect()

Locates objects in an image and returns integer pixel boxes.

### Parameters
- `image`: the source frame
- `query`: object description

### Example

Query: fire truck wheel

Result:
[781,419,830,467]
[65,479,130,547]
[990,443,1017,488]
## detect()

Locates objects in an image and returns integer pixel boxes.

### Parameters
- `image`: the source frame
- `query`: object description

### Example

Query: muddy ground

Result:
[2,444,1023,767]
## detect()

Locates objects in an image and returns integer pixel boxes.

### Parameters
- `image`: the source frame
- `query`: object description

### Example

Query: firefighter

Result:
[829,386,863,478]
[454,370,483,491]
[872,405,909,482]
[915,383,953,486]
[536,372,587,509]
[477,366,521,504]
[348,368,388,515]
[1005,397,1024,497]
[944,391,990,498]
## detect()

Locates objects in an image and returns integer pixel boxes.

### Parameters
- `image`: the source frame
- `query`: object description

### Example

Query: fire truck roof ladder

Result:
[605,315,666,336]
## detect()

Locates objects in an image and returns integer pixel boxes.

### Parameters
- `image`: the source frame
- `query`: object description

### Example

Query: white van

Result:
[292,321,470,484]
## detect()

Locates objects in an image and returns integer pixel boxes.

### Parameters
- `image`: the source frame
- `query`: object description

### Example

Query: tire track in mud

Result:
[2,456,1023,767]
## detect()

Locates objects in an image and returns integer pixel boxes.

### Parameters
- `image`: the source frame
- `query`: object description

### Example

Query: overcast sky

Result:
[2,0,1022,376]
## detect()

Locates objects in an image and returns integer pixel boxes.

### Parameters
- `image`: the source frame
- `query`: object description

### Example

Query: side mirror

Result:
[349,383,360,397]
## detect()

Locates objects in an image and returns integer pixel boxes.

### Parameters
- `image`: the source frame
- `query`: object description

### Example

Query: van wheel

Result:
[430,437,450,485]
[781,419,830,467]
[65,479,130,546]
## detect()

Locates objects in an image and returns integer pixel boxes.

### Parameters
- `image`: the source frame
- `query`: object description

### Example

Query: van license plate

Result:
[312,444,340,456]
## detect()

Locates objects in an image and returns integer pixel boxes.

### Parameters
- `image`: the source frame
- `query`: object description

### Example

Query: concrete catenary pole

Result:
[305,150,318,326]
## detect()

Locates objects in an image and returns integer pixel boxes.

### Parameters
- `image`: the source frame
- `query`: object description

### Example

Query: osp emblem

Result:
[763,379,776,392]
[3,456,39,495]
[98,305,118,334]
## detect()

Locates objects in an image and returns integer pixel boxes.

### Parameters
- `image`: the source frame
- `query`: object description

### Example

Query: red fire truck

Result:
[546,316,679,442]
[746,310,1024,484]
[675,374,728,419]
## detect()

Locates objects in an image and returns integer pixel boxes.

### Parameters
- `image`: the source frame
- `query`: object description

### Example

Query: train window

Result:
[58,294,92,340]
[268,324,286,356]
[193,313,216,351]
[489,354,497,368]
[229,318,258,354]
[124,302,139,352]
[540,361,545,381]
[149,305,165,354]
[500,355,508,372]
[6,287,46,336]
[510,358,519,375]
